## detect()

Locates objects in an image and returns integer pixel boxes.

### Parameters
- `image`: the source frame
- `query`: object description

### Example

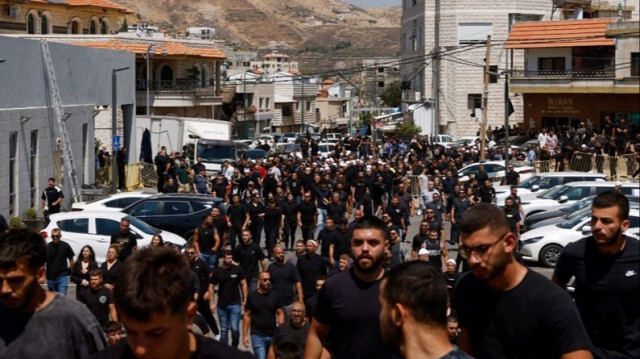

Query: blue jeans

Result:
[47,276,69,295]
[251,334,273,359]
[217,304,242,347]
[199,253,217,271]
[317,208,327,235]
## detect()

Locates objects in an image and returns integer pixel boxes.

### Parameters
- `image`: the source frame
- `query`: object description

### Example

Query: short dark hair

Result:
[447,315,458,324]
[222,250,233,257]
[48,177,55,182]
[89,269,103,277]
[274,341,302,359]
[113,246,192,322]
[593,190,629,221]
[382,261,449,327]
[103,321,122,334]
[351,215,387,235]
[0,229,47,271]
[460,203,509,236]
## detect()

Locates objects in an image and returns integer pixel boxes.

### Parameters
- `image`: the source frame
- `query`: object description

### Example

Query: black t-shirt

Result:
[268,262,301,306]
[332,230,351,261]
[211,265,245,307]
[386,204,406,227]
[315,268,392,359]
[326,202,347,222]
[248,202,265,223]
[100,260,122,286]
[78,286,112,327]
[281,201,299,223]
[478,186,496,203]
[273,321,311,355]
[42,186,64,213]
[228,203,248,229]
[317,228,335,257]
[110,231,137,262]
[412,232,429,252]
[505,170,520,185]
[195,224,216,255]
[296,254,327,298]
[46,241,74,280]
[232,242,265,279]
[424,238,443,268]
[455,270,591,359]
[554,236,639,359]
[299,201,317,225]
[264,207,282,230]
[189,258,211,298]
[88,333,253,359]
[452,198,471,221]
[503,207,521,233]
[245,290,284,337]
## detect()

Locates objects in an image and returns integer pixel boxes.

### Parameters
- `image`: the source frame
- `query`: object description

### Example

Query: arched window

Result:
[41,15,49,34]
[101,19,108,34]
[160,65,173,87]
[27,14,35,34]
[90,20,97,34]
[70,20,80,34]
[201,65,208,87]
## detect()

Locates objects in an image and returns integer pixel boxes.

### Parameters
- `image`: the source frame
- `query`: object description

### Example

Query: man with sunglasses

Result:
[45,228,75,295]
[454,203,592,359]
[243,271,285,359]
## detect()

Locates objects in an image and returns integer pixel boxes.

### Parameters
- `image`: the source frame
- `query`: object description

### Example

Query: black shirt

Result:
[264,207,282,230]
[45,241,74,280]
[211,265,245,307]
[228,203,248,229]
[232,242,265,279]
[505,170,520,185]
[78,286,112,327]
[554,236,639,359]
[245,290,284,337]
[248,202,265,224]
[386,204,406,228]
[455,270,591,359]
[89,333,253,359]
[326,202,347,222]
[189,258,211,299]
[100,260,122,286]
[298,201,317,225]
[281,201,299,223]
[332,230,351,261]
[110,231,137,262]
[317,228,335,257]
[315,268,392,359]
[296,254,327,298]
[268,261,301,306]
[273,321,311,356]
[42,186,64,213]
[195,224,216,255]
[503,207,521,233]
[412,232,429,253]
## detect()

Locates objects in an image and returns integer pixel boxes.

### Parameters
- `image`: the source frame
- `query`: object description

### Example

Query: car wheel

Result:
[540,244,563,268]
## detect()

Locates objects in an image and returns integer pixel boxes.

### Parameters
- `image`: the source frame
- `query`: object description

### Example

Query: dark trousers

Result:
[283,221,297,249]
[197,300,219,335]
[250,221,263,245]
[228,226,242,249]
[301,226,315,241]
[265,226,278,257]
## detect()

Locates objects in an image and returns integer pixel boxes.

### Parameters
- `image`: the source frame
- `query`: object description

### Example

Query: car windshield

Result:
[540,185,569,199]
[518,175,541,189]
[281,144,300,151]
[245,150,268,159]
[125,215,157,235]
[564,206,592,221]
[557,210,590,229]
[196,144,235,163]
[561,196,594,213]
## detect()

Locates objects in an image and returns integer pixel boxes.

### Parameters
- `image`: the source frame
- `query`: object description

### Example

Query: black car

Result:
[121,194,225,239]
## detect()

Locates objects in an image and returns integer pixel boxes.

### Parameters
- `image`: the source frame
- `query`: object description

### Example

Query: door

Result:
[94,217,122,262]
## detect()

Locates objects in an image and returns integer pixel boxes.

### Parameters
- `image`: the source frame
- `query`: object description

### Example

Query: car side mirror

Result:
[582,225,591,234]
[531,185,540,192]
[558,195,569,203]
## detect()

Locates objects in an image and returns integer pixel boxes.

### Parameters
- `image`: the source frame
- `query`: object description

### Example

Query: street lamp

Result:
[112,66,130,194]
[143,44,166,116]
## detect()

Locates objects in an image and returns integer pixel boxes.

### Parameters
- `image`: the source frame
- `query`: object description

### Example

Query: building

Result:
[360,58,401,108]
[315,80,354,130]
[225,51,300,77]
[505,18,639,129]
[0,36,134,218]
[0,0,131,35]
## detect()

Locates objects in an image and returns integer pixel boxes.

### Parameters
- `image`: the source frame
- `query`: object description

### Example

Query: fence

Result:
[568,152,638,180]
[96,162,158,191]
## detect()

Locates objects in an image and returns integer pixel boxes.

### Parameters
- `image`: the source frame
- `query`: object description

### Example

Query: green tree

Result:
[395,118,421,135]
[379,82,401,107]
[359,112,372,126]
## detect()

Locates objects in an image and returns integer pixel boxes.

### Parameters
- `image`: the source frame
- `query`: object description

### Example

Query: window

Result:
[9,132,17,216]
[539,57,566,72]
[190,201,212,212]
[41,15,48,34]
[378,67,384,73]
[27,14,35,34]
[265,98,270,109]
[101,20,108,34]
[458,23,492,44]
[259,98,264,108]
[30,130,38,208]
[565,187,590,200]
[130,201,161,216]
[90,20,97,34]
[96,218,121,236]
[632,53,640,77]
[489,65,498,83]
[378,81,385,88]
[57,218,89,233]
[467,94,482,109]
[160,65,174,86]
[161,201,190,215]
[306,101,312,112]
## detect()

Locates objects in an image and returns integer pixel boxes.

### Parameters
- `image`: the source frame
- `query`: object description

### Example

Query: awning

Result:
[505,18,614,49]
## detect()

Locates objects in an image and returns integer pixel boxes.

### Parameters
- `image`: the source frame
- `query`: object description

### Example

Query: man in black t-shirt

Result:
[268,301,311,359]
[306,216,393,359]
[268,246,303,314]
[380,261,473,359]
[78,270,117,327]
[186,244,219,337]
[212,251,248,348]
[454,204,591,359]
[45,228,75,295]
[504,164,520,186]
[506,186,526,222]
[243,271,285,359]
[109,218,137,262]
[232,229,266,293]
[41,177,64,225]
[297,192,317,241]
[91,246,253,359]
[411,220,430,260]
[227,194,249,249]
[553,191,639,359]
[296,240,327,301]
[503,197,521,238]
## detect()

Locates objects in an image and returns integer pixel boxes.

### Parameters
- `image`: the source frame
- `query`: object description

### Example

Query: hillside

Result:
[116,0,401,73]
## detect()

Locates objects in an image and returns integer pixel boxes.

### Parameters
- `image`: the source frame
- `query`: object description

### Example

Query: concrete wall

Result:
[616,36,640,78]
[0,36,135,219]
[525,48,573,71]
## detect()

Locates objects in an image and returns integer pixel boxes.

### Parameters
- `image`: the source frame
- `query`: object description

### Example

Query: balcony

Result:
[507,68,634,94]
[136,79,222,108]
[511,69,615,79]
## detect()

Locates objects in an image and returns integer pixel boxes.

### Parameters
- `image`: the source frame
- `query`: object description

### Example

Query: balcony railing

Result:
[136,79,215,91]
[511,69,615,79]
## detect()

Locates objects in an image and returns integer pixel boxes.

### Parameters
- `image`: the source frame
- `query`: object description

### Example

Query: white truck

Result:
[135,116,236,174]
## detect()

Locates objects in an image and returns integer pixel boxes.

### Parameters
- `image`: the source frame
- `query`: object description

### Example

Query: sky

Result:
[342,0,401,8]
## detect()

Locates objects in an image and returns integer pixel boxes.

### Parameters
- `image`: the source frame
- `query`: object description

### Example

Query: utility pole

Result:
[432,0,440,137]
[480,35,491,161]
[504,48,510,170]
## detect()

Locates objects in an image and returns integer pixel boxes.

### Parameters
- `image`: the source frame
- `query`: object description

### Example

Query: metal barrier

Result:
[568,152,639,180]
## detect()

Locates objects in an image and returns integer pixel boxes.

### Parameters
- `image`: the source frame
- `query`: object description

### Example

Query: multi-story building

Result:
[360,58,401,108]
[0,0,131,35]
[316,80,354,131]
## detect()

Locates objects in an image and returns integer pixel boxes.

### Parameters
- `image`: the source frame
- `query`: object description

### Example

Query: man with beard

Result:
[232,229,266,293]
[268,301,311,359]
[379,261,472,359]
[0,229,106,357]
[286,240,305,266]
[280,193,300,251]
[424,229,448,271]
[412,220,430,260]
[185,244,220,338]
[306,216,392,359]
[78,270,117,327]
[228,194,249,250]
[454,203,592,359]
[268,246,303,315]
[553,191,639,359]
[317,218,336,271]
[212,251,247,348]
[298,192,317,241]
[243,271,285,359]
[296,240,327,302]
[110,218,137,262]
[194,214,220,271]
[329,218,351,271]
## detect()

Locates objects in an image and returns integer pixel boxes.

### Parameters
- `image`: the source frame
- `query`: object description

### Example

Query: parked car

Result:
[519,208,640,268]
[71,191,155,212]
[494,172,607,205]
[519,139,539,152]
[274,143,302,159]
[120,194,225,239]
[324,133,344,143]
[317,142,336,159]
[41,211,185,264]
[496,135,530,149]
[238,148,269,160]
[457,161,534,183]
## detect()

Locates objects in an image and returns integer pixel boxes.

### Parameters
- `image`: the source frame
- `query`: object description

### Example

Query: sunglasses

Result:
[51,235,61,239]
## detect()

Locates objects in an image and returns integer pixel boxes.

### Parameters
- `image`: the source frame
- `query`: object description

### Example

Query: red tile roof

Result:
[505,18,615,49]
[29,0,133,13]
[70,40,226,59]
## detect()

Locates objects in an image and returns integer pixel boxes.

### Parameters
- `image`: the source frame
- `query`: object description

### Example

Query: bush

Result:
[9,216,22,228]
[24,208,38,221]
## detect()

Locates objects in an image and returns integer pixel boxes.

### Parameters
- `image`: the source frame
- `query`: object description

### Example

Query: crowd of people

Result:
[1,118,638,359]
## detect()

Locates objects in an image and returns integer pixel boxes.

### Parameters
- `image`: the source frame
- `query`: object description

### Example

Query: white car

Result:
[274,142,303,159]
[41,211,185,264]
[519,208,640,268]
[494,172,607,205]
[72,191,155,212]
[318,142,336,159]
[457,161,534,183]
